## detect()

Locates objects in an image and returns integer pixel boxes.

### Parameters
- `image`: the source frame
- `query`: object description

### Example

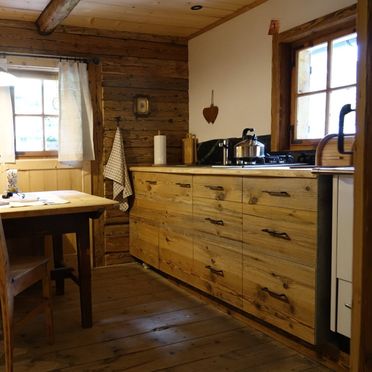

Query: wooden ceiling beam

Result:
[36,0,80,35]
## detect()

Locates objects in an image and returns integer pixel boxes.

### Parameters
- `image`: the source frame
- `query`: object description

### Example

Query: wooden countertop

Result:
[130,165,318,178]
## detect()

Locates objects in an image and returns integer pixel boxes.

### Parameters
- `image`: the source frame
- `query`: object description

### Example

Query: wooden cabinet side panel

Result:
[129,215,159,268]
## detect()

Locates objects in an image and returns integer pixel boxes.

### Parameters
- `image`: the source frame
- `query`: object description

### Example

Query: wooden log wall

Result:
[0,19,189,266]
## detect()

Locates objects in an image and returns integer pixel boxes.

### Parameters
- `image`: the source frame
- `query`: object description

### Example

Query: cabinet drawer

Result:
[133,172,192,207]
[129,216,159,268]
[159,211,193,282]
[132,172,163,196]
[243,177,318,211]
[193,197,242,243]
[243,249,316,344]
[337,279,352,338]
[243,204,317,267]
[131,196,165,219]
[193,175,242,202]
[193,239,242,307]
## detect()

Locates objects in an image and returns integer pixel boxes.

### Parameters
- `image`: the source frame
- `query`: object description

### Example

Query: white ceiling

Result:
[0,0,266,38]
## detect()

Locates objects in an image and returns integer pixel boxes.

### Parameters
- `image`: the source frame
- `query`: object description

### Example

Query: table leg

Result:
[76,219,92,328]
[52,234,65,295]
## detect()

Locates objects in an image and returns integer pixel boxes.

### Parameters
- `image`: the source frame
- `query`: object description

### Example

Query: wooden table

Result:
[0,190,117,328]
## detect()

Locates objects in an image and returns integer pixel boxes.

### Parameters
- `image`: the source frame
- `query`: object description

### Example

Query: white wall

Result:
[189,0,356,142]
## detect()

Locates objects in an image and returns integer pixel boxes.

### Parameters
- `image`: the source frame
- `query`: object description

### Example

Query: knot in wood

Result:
[249,196,258,204]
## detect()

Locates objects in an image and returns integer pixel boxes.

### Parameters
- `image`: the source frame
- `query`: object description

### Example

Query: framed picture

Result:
[133,95,150,117]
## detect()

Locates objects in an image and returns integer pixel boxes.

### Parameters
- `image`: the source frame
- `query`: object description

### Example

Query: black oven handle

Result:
[338,104,355,155]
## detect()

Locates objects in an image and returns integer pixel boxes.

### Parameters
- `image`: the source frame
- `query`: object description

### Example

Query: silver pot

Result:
[234,128,265,161]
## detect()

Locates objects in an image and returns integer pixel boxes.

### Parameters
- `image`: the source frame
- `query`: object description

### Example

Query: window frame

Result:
[271,4,357,152]
[10,69,59,159]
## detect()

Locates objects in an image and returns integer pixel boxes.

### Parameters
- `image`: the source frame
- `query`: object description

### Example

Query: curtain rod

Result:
[0,52,100,65]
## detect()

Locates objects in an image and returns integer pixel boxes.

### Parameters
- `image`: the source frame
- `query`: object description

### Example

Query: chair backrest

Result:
[0,217,11,292]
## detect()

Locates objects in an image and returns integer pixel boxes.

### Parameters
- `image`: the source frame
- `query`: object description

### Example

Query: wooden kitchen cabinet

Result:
[192,176,243,307]
[158,174,193,282]
[242,176,331,344]
[130,172,162,268]
[130,171,193,281]
[130,169,332,345]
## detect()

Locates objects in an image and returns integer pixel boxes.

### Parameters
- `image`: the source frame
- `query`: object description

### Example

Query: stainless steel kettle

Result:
[234,128,265,163]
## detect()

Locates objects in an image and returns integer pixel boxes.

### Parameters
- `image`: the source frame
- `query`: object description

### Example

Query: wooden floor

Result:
[3,263,332,371]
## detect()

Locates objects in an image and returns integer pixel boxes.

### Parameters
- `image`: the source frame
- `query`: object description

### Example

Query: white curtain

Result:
[0,86,15,163]
[0,58,15,163]
[58,61,95,162]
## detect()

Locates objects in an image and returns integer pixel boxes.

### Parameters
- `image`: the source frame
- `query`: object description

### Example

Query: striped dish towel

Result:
[103,127,133,212]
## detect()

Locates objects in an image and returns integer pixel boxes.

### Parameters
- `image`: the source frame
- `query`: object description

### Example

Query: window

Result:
[271,4,356,151]
[12,71,59,157]
[293,32,357,142]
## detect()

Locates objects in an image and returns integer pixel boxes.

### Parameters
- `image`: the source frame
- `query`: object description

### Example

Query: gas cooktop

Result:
[211,163,313,169]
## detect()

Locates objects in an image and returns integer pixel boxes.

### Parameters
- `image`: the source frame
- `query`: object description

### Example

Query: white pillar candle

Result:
[154,132,167,165]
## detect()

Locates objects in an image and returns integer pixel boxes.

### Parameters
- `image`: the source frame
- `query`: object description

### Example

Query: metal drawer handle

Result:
[205,217,224,226]
[261,287,290,304]
[345,303,352,309]
[261,228,291,240]
[205,185,224,191]
[145,180,157,185]
[205,265,224,277]
[176,182,191,188]
[262,190,290,197]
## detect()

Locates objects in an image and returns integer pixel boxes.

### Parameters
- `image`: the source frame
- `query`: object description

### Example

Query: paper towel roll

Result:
[154,134,167,165]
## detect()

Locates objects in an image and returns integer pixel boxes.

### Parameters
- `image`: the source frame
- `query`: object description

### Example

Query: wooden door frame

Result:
[351,0,372,370]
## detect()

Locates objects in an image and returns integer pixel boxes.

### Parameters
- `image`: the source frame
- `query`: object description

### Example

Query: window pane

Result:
[15,116,43,151]
[44,80,59,115]
[45,116,59,151]
[328,87,356,135]
[297,43,327,94]
[14,78,42,114]
[331,33,357,88]
[296,93,326,139]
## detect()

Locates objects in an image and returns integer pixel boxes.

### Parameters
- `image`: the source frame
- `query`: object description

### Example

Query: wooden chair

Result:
[0,217,54,372]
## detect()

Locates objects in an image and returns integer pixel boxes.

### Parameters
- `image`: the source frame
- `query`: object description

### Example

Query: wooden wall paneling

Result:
[16,170,30,193]
[28,169,58,191]
[105,206,130,225]
[0,19,187,45]
[55,168,82,191]
[0,24,188,61]
[102,56,188,79]
[81,161,92,194]
[104,224,129,252]
[103,87,188,105]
